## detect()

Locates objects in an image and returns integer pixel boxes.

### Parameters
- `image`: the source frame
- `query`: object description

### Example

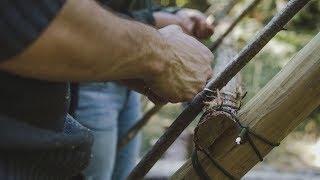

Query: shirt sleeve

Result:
[130,9,156,25]
[0,0,66,61]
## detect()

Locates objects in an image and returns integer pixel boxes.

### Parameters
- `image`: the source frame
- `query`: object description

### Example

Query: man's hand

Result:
[121,25,213,104]
[176,8,214,39]
[144,25,213,103]
[153,8,214,39]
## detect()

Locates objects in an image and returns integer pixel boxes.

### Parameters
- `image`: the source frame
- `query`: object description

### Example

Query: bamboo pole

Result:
[127,1,311,179]
[172,32,320,180]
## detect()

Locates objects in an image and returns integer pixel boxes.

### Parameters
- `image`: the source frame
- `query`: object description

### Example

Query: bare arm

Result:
[0,0,213,103]
[153,8,214,39]
[0,0,166,81]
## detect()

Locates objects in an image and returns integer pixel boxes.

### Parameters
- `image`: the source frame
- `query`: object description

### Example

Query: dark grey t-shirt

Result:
[0,0,65,60]
[0,0,69,130]
[0,1,92,179]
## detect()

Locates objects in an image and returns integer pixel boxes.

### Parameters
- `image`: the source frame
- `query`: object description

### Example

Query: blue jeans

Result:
[75,82,141,180]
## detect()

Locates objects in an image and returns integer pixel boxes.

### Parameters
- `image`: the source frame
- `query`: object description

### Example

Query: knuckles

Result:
[153,25,214,104]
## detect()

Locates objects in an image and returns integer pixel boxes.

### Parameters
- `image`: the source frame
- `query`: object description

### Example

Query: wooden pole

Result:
[127,1,310,179]
[172,32,320,180]
[209,0,261,51]
[213,43,243,102]
[206,0,239,26]
[117,105,164,149]
[196,42,243,151]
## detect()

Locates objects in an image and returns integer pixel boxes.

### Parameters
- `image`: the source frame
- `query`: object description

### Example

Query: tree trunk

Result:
[172,32,320,180]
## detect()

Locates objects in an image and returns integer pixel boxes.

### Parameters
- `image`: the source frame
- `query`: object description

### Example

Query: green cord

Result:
[192,148,238,180]
[192,150,211,180]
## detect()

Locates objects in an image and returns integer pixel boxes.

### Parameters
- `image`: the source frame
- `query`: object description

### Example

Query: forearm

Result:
[153,11,181,28]
[0,0,167,82]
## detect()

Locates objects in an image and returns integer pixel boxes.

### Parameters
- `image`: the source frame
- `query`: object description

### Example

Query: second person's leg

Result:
[75,82,127,180]
[112,91,142,180]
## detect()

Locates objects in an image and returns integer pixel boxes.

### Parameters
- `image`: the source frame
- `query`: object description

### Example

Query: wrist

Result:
[153,11,182,29]
[159,7,182,14]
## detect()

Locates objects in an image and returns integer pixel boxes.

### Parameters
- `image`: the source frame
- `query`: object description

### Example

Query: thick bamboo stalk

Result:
[172,32,320,180]
[127,1,310,179]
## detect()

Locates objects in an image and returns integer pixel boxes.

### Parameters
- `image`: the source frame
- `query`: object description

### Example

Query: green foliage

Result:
[296,107,320,137]
[276,31,315,50]
[290,0,320,33]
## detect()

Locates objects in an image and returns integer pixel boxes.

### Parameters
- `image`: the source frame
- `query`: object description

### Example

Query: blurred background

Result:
[139,0,320,179]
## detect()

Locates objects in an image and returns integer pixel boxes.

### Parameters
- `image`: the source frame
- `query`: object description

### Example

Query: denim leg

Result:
[75,82,127,180]
[112,91,142,180]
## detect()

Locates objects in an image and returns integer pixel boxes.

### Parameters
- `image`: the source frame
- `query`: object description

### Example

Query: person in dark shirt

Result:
[0,0,213,179]
[73,0,214,179]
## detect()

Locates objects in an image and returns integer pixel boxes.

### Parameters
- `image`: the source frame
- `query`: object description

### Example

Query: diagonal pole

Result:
[209,0,239,27]
[117,104,164,149]
[128,0,311,179]
[209,0,262,51]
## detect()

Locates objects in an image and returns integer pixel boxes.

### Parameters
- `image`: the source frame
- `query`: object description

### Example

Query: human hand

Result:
[176,8,214,39]
[153,8,214,39]
[153,11,194,35]
[143,25,213,103]
[119,79,168,105]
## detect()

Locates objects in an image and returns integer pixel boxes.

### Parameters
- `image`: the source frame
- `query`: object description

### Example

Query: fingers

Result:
[155,13,194,35]
[119,79,168,105]
[150,21,214,104]
[179,18,195,35]
[153,12,184,29]
[158,24,183,34]
[119,79,145,93]
[144,87,168,105]
[155,10,213,39]
[190,16,214,39]
[207,69,213,81]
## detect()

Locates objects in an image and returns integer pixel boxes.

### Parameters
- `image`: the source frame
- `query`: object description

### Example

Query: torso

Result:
[0,71,69,132]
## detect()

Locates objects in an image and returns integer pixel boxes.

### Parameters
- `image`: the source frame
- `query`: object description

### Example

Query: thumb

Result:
[190,16,201,36]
